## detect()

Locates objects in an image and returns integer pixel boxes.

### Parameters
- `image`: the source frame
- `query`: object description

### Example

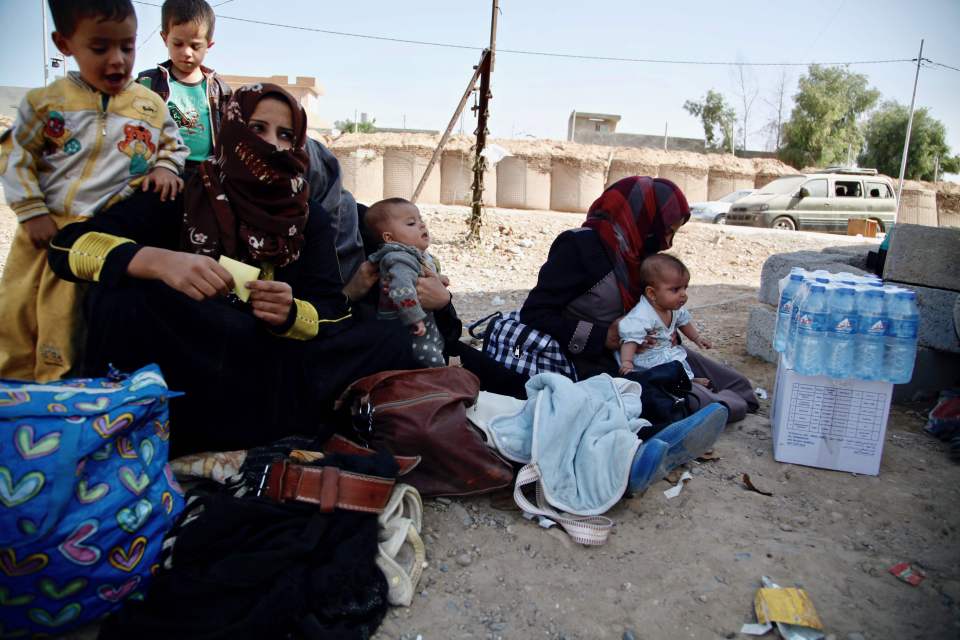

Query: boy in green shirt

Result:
[137,0,231,175]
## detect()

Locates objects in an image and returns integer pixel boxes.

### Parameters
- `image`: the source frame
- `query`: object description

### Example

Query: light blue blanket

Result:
[476,373,649,516]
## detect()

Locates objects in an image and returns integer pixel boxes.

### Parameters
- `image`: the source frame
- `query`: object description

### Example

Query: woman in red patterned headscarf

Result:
[521,175,757,422]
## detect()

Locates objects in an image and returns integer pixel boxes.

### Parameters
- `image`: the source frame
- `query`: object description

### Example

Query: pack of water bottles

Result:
[772,268,919,383]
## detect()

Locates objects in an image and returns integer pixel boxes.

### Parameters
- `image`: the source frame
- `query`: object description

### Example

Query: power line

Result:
[929,60,960,73]
[129,1,933,68]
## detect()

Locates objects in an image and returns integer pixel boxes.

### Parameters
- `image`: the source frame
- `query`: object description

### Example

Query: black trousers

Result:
[83,281,417,456]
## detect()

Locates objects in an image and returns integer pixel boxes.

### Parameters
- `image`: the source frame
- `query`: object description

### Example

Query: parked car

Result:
[688,189,756,224]
[725,168,897,233]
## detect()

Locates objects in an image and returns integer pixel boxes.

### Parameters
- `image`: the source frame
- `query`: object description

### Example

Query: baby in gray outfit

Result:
[365,198,447,368]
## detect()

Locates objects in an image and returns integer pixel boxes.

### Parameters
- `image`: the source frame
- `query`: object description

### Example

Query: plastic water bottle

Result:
[855,288,888,381]
[794,284,829,376]
[774,273,805,352]
[885,290,919,383]
[784,279,812,368]
[825,286,857,378]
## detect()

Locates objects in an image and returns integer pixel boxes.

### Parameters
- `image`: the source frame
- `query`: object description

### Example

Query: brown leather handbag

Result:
[336,367,514,496]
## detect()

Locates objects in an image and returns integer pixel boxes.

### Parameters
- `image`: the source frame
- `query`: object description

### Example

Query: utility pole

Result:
[896,39,924,222]
[663,122,668,151]
[467,0,498,241]
[41,0,50,85]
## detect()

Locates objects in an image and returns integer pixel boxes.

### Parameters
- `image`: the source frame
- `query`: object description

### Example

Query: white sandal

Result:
[375,484,426,606]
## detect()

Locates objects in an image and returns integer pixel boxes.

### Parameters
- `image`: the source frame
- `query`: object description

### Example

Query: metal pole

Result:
[663,121,668,151]
[896,39,924,222]
[410,50,486,203]
[488,0,498,73]
[41,0,49,85]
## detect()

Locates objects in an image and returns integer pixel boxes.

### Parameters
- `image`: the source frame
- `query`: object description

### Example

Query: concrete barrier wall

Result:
[707,172,755,200]
[606,159,659,187]
[899,188,938,227]
[383,149,441,204]
[332,147,383,205]
[550,160,606,213]
[439,151,496,206]
[496,156,551,210]
[659,164,708,202]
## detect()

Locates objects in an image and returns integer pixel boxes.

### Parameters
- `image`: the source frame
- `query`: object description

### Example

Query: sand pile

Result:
[658,151,710,201]
[751,158,799,188]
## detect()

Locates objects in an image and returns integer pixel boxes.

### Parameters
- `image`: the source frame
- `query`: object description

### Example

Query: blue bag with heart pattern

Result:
[0,364,185,636]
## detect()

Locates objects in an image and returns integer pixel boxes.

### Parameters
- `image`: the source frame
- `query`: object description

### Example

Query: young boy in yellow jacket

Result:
[0,0,188,381]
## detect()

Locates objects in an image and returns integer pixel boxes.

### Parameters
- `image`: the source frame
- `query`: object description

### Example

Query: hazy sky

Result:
[2,0,959,156]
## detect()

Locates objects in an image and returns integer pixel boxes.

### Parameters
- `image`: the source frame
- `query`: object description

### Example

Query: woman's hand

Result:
[247,280,294,326]
[604,318,622,350]
[416,268,452,311]
[343,261,379,301]
[129,248,233,301]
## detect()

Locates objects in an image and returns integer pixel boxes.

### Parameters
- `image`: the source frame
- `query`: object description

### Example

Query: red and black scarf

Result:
[183,83,310,268]
[582,176,690,311]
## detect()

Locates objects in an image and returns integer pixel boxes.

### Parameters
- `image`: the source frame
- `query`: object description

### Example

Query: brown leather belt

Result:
[258,435,421,513]
[262,460,394,513]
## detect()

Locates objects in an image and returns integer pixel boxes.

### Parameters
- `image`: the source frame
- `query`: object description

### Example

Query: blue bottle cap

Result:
[789,273,804,281]
[836,287,854,295]
[810,284,826,293]
[815,277,830,284]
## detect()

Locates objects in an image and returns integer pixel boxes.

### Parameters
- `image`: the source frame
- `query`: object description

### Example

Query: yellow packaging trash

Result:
[755,586,824,630]
[218,255,261,302]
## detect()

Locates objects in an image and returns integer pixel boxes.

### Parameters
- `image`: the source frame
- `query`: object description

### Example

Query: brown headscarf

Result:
[582,176,690,311]
[182,83,310,267]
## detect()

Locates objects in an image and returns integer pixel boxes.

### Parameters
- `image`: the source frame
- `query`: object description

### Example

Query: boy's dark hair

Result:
[48,0,135,38]
[640,253,689,289]
[161,0,216,38]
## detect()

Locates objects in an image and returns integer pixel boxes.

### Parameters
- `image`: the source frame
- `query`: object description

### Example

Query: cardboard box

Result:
[847,218,879,238]
[771,359,893,475]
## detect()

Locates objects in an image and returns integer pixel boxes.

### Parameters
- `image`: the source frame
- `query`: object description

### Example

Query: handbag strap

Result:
[467,310,502,340]
[512,464,612,546]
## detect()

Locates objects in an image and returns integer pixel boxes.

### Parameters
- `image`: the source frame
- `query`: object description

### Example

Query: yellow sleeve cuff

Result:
[280,299,352,341]
[281,298,321,341]
[67,232,134,282]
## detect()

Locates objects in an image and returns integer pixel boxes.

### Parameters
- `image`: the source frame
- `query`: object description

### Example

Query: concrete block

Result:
[820,244,875,271]
[955,297,960,341]
[887,281,960,354]
[884,223,960,292]
[892,346,960,403]
[758,251,869,306]
[746,304,778,364]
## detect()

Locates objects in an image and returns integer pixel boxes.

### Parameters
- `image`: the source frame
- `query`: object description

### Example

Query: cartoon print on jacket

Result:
[117,124,157,175]
[43,111,79,156]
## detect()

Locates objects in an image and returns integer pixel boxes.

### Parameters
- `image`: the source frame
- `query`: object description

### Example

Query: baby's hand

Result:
[142,167,184,201]
[697,338,713,350]
[22,214,59,248]
[410,320,426,337]
[618,362,635,376]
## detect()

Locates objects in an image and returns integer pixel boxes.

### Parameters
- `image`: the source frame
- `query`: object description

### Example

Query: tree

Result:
[335,118,377,133]
[683,90,736,151]
[780,65,880,168]
[732,64,759,151]
[859,101,959,181]
[762,70,791,152]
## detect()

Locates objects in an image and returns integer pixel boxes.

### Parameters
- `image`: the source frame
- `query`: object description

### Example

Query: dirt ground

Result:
[1,200,958,640]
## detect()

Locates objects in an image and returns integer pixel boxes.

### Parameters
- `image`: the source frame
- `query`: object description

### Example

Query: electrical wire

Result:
[130,1,926,68]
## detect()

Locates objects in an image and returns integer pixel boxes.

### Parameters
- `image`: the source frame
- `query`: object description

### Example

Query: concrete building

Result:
[568,110,705,152]
[220,74,328,130]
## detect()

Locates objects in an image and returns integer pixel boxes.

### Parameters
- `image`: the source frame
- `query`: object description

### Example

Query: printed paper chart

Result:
[783,382,886,455]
